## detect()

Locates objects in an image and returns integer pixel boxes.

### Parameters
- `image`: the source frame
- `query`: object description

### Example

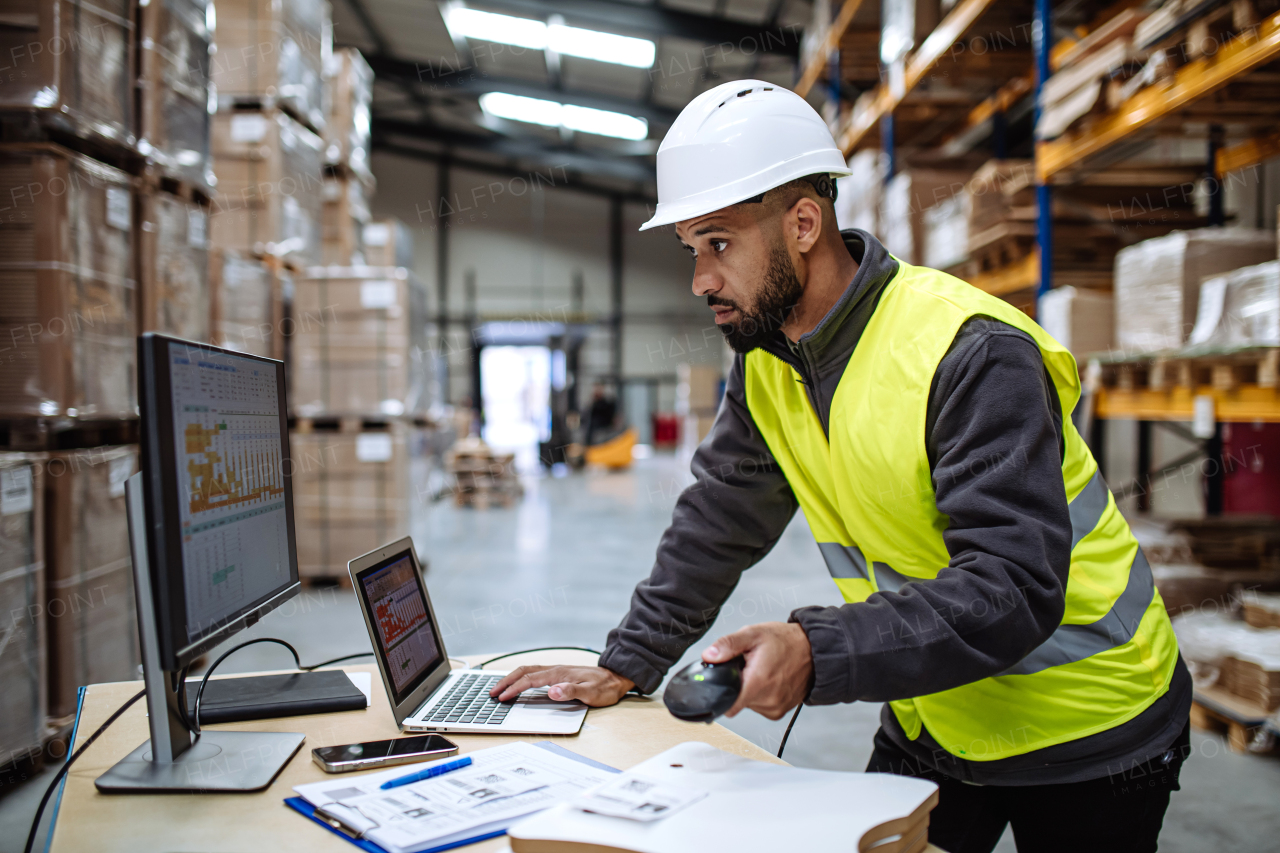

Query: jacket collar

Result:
[757,229,899,376]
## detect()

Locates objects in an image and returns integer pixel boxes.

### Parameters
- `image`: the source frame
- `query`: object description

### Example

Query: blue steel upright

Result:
[1034,0,1053,297]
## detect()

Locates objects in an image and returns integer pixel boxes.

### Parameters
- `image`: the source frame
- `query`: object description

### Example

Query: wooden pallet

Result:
[141,167,215,208]
[1190,685,1274,755]
[1103,347,1280,393]
[291,415,401,434]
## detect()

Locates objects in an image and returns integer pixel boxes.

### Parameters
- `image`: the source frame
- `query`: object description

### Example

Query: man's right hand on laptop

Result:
[490,666,634,706]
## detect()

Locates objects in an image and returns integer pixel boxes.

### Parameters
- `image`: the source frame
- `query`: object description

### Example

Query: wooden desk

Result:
[48,650,942,852]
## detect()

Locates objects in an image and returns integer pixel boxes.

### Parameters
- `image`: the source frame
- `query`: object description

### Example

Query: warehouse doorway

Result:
[480,346,551,472]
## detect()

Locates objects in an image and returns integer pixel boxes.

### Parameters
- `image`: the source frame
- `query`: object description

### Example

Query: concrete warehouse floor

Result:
[4,453,1279,852]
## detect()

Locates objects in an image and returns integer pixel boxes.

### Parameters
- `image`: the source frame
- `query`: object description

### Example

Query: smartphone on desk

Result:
[312,734,459,773]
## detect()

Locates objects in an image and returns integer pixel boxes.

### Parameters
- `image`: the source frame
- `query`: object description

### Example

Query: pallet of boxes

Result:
[445,438,522,509]
[209,0,329,360]
[286,42,433,579]
[676,363,724,454]
[0,0,204,770]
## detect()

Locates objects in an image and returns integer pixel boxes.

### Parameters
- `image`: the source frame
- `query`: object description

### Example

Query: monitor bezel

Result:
[139,333,301,671]
[349,538,452,725]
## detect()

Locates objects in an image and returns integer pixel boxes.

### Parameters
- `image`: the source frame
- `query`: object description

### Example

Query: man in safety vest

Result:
[492,80,1190,853]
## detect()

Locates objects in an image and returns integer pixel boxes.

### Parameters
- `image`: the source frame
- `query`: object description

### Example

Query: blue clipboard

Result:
[285,741,619,853]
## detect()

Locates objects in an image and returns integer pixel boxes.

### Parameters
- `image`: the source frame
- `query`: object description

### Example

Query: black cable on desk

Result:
[777,704,802,759]
[23,690,146,853]
[190,637,302,734]
[476,646,602,669]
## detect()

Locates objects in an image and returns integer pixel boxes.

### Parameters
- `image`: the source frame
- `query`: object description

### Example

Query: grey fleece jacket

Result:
[598,229,1188,785]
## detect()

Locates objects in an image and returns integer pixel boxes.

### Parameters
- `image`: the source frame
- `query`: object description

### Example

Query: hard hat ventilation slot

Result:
[714,85,775,110]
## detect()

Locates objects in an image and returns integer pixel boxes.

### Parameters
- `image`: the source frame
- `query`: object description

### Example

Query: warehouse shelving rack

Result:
[801,0,1280,513]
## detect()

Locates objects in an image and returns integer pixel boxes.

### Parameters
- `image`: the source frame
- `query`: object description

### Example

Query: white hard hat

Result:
[640,80,852,231]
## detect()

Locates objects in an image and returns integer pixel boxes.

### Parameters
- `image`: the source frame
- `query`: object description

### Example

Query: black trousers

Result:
[866,722,1190,853]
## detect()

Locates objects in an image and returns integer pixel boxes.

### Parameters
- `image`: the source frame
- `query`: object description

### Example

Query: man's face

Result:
[675,204,802,354]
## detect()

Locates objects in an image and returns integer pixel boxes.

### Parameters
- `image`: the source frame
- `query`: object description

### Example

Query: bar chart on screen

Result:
[365,557,439,689]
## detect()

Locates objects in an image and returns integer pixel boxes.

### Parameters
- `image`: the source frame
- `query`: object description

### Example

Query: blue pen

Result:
[380,756,472,790]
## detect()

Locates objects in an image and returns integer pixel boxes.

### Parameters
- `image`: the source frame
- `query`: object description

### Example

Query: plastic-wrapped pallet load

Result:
[210,250,282,359]
[324,48,374,181]
[139,191,211,343]
[0,454,47,772]
[0,145,136,418]
[290,427,416,579]
[138,0,215,189]
[212,0,329,132]
[1037,287,1114,358]
[878,169,968,266]
[1189,261,1280,348]
[321,174,374,265]
[210,109,324,267]
[1114,229,1276,353]
[834,150,887,235]
[0,0,135,147]
[923,192,971,272]
[291,267,429,417]
[362,219,415,269]
[43,446,140,724]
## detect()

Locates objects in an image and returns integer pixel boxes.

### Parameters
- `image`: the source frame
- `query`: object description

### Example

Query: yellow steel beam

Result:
[1039,11,1280,182]
[1216,128,1280,176]
[1096,384,1280,422]
[838,0,1001,154]
[967,251,1039,297]
[794,0,868,99]
[937,71,1034,149]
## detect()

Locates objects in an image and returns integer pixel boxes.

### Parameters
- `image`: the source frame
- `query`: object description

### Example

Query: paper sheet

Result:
[571,774,707,822]
[294,742,614,853]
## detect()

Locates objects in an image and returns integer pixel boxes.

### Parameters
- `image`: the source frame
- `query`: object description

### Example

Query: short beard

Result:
[712,245,803,354]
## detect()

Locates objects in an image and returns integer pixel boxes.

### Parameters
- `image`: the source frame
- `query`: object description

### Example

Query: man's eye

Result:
[710,240,727,253]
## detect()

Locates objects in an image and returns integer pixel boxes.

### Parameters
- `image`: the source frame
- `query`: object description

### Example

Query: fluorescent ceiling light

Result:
[479,92,649,141]
[446,6,655,69]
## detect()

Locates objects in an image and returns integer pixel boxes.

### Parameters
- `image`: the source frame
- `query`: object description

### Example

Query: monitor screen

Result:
[167,341,294,639]
[358,554,443,701]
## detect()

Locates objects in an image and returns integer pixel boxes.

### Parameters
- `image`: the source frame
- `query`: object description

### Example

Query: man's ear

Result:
[789,197,824,254]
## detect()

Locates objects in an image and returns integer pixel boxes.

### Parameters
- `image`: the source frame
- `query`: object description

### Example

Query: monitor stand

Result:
[95,474,305,793]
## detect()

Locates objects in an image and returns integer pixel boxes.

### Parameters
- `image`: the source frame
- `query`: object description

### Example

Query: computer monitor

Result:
[136,334,300,670]
[96,334,307,793]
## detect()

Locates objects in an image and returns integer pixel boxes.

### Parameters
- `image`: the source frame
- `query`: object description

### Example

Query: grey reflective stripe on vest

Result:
[1070,470,1110,549]
[998,548,1155,676]
[817,469,1155,674]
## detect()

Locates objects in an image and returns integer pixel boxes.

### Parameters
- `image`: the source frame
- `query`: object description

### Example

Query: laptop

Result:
[349,537,589,736]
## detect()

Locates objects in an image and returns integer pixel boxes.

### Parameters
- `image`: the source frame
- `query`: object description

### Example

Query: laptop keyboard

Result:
[424,673,511,726]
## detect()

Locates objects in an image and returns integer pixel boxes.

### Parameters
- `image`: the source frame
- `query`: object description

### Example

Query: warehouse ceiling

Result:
[332,0,813,197]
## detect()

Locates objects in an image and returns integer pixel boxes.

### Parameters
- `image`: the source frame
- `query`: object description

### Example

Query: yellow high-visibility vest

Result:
[744,260,1179,761]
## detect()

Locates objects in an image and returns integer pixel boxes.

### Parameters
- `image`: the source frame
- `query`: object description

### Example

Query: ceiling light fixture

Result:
[479,92,649,141]
[446,6,656,69]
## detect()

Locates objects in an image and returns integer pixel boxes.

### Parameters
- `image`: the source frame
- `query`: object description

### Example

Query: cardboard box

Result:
[138,0,214,188]
[0,453,47,768]
[323,48,373,180]
[1190,261,1280,349]
[966,159,1036,235]
[0,144,137,418]
[1037,287,1114,359]
[321,174,373,266]
[210,109,324,267]
[923,191,971,271]
[879,170,969,266]
[212,0,328,132]
[362,219,414,269]
[1115,229,1276,353]
[290,428,415,578]
[834,150,887,235]
[139,190,211,343]
[291,268,428,417]
[0,0,135,146]
[675,364,723,416]
[43,446,140,723]
[210,250,285,359]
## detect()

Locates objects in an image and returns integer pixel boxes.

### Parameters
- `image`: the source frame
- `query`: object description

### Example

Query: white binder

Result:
[508,741,940,853]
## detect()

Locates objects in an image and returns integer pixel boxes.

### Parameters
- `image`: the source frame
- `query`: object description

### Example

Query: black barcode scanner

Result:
[663,655,745,723]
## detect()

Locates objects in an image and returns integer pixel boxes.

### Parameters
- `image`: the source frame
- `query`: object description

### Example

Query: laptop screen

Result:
[356,552,444,704]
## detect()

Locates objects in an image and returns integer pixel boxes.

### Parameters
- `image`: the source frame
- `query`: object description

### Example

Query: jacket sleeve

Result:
[598,355,799,694]
[789,320,1073,705]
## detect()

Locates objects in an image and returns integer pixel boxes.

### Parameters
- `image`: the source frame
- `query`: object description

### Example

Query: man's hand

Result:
[489,666,635,706]
[702,622,813,720]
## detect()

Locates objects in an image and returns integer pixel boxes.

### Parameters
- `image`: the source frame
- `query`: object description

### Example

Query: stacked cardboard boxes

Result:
[138,190,211,342]
[291,267,428,417]
[363,219,415,268]
[0,454,47,772]
[0,145,138,418]
[0,0,136,148]
[321,174,374,265]
[319,48,376,266]
[43,446,140,724]
[138,0,215,189]
[291,426,417,578]
[676,364,724,447]
[210,250,288,359]
[879,169,968,266]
